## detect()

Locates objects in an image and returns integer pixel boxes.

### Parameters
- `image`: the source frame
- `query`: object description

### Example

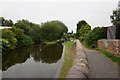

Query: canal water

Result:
[2,43,63,78]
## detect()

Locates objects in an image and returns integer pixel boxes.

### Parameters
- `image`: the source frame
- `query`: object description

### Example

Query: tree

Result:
[4,20,10,26]
[11,28,33,46]
[2,29,17,50]
[0,17,5,26]
[76,20,89,38]
[79,24,91,41]
[0,38,10,52]
[0,17,13,26]
[9,19,13,26]
[110,8,120,25]
[40,20,68,41]
[13,19,41,42]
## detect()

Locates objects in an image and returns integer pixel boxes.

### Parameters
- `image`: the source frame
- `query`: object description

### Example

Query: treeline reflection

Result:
[2,43,63,71]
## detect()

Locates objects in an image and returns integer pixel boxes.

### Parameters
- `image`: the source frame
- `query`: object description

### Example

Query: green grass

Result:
[59,41,73,78]
[81,39,120,65]
[99,49,120,65]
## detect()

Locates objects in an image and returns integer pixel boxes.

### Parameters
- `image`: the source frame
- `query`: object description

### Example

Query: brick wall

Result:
[98,39,120,58]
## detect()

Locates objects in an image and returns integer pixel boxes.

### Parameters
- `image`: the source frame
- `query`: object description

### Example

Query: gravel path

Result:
[85,48,120,78]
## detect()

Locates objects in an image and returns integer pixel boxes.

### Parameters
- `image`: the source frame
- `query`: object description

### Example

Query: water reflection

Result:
[32,43,63,63]
[2,43,63,71]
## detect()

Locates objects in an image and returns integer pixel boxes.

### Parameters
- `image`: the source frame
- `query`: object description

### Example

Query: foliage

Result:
[13,19,41,42]
[0,17,13,26]
[76,20,88,38]
[110,8,120,25]
[40,20,68,41]
[79,24,91,41]
[0,38,10,51]
[0,17,4,26]
[11,28,33,46]
[2,29,17,50]
[84,27,104,48]
[1,18,68,52]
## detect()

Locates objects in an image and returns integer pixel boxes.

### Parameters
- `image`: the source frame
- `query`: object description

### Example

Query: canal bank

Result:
[54,44,65,78]
[59,41,74,78]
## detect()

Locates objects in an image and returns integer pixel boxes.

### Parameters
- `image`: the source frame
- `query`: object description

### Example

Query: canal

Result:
[2,43,63,78]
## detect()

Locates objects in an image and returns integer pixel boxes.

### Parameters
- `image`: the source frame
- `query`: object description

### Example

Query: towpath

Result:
[84,48,119,78]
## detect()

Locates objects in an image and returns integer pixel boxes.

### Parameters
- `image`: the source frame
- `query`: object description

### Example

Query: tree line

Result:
[0,17,13,26]
[75,7,120,48]
[0,18,68,53]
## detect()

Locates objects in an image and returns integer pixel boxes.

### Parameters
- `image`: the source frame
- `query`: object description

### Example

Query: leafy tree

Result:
[0,39,10,52]
[79,24,91,41]
[11,28,33,46]
[13,19,41,42]
[0,17,13,26]
[110,8,120,25]
[2,29,17,50]
[4,20,10,26]
[76,20,88,38]
[40,20,68,41]
[0,17,5,26]
[8,19,13,26]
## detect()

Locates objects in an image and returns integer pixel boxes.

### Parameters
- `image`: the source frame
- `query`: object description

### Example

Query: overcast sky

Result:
[0,0,119,32]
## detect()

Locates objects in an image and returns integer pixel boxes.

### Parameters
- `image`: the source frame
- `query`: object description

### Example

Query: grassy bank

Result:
[98,49,120,65]
[59,41,73,78]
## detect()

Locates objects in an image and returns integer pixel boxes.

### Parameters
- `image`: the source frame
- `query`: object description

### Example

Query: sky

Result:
[0,0,119,32]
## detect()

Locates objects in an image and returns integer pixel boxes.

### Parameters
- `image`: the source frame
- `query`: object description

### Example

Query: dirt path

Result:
[84,48,120,78]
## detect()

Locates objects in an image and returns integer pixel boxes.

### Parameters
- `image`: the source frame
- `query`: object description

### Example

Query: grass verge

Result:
[81,40,120,65]
[59,41,73,78]
[98,49,120,65]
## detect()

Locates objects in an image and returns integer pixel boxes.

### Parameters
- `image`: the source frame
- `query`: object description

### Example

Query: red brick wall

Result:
[98,39,120,58]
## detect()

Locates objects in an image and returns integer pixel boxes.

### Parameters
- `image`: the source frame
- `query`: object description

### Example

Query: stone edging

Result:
[66,40,89,79]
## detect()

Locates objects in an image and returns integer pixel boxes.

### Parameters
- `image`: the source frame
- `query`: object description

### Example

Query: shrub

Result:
[84,27,104,48]
[2,29,17,50]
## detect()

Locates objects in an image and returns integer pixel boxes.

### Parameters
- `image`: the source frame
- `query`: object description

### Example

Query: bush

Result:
[0,39,10,51]
[11,28,33,46]
[17,34,33,46]
[2,29,17,50]
[84,27,104,48]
